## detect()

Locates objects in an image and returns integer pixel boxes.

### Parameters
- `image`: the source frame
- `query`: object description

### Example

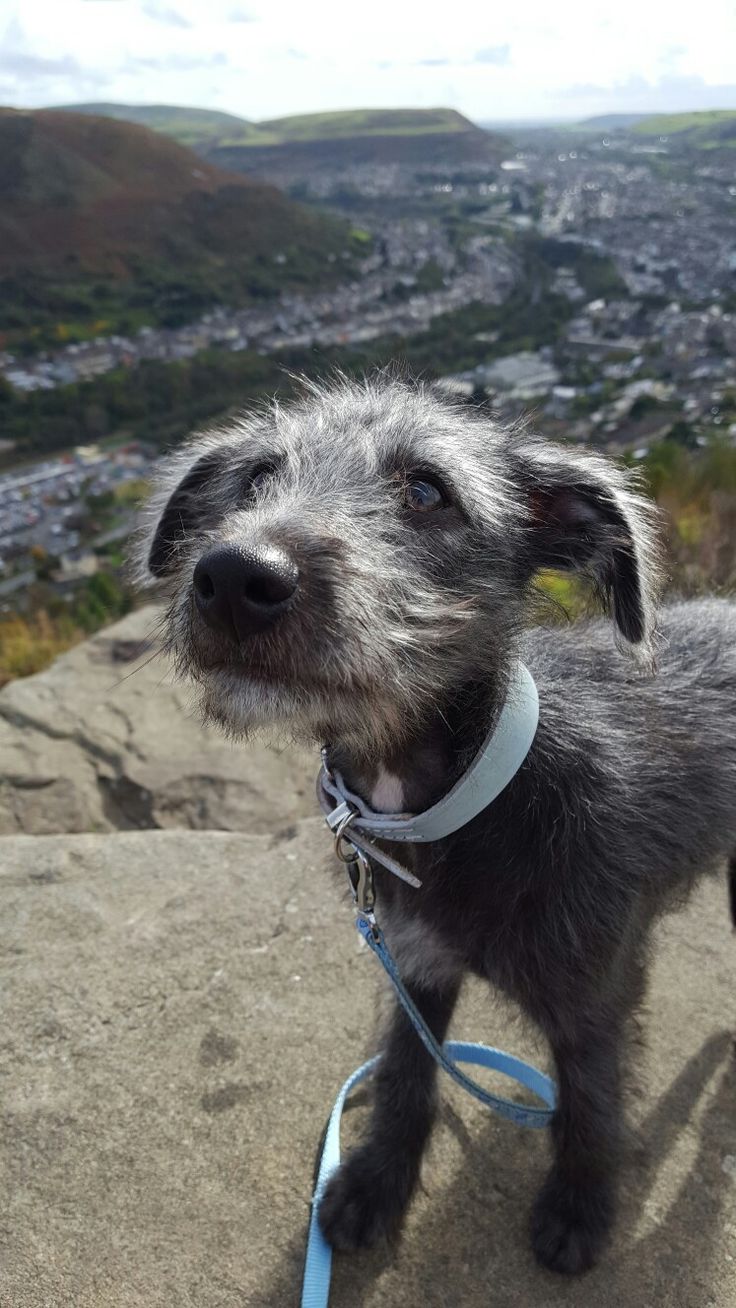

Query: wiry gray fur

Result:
[135,372,662,754]
[134,373,736,1277]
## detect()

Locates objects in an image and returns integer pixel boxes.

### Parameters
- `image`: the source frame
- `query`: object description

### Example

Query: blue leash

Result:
[300,912,557,1308]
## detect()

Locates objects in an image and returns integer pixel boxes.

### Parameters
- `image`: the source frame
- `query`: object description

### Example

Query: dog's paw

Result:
[317,1147,415,1252]
[531,1170,613,1274]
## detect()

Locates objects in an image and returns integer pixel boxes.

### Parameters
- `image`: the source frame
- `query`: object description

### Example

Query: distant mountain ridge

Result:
[634,109,736,147]
[0,108,353,344]
[55,102,265,147]
[577,114,649,130]
[52,102,508,186]
[577,108,736,147]
[55,103,487,148]
[255,107,479,141]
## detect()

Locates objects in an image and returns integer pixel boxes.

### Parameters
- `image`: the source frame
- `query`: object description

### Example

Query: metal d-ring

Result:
[333,807,360,864]
[331,807,376,914]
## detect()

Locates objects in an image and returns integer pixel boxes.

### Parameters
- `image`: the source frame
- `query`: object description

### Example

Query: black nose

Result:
[193,543,299,641]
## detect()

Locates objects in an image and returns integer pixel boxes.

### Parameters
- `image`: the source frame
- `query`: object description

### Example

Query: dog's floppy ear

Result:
[148,450,223,577]
[515,442,662,659]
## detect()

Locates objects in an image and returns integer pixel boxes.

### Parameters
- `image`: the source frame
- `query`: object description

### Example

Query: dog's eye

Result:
[404,478,446,513]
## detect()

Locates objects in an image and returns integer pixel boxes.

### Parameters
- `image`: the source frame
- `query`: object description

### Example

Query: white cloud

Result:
[473,46,511,67]
[141,1,193,27]
[4,0,736,121]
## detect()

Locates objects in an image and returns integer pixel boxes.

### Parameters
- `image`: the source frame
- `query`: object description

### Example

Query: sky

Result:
[3,0,736,124]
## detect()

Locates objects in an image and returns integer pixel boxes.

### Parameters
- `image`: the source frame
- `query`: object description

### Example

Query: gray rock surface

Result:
[0,606,314,836]
[1,822,734,1307]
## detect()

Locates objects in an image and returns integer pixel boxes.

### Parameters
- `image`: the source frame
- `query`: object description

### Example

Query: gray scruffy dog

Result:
[136,373,736,1275]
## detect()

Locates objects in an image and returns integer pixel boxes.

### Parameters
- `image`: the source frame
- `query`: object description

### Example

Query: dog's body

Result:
[137,376,736,1275]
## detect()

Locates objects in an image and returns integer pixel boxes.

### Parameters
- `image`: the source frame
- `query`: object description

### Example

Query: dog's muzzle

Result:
[193,543,299,642]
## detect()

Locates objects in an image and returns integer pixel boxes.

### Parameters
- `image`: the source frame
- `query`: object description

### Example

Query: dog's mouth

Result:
[174,613,420,751]
[187,631,354,699]
[203,657,283,681]
[201,656,330,693]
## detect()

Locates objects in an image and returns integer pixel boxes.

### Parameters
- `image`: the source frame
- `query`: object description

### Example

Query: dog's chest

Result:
[378,897,464,991]
[367,770,473,990]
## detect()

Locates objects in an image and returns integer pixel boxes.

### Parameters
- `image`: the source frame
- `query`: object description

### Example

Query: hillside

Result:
[210,110,506,183]
[577,113,649,130]
[257,106,477,141]
[634,109,736,147]
[48,102,507,175]
[54,102,489,147]
[56,101,264,147]
[0,108,353,345]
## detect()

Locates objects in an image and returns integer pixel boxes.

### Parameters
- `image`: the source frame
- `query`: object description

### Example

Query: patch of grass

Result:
[635,110,736,135]
[54,103,264,146]
[256,108,476,142]
[50,104,483,150]
[0,610,80,685]
[633,110,736,149]
[0,569,134,686]
[532,570,591,624]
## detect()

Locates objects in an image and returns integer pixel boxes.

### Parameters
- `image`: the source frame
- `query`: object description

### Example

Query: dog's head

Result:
[135,375,662,755]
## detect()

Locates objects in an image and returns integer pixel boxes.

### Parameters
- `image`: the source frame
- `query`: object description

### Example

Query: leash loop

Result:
[300,888,557,1308]
[302,662,549,1306]
[355,913,555,1126]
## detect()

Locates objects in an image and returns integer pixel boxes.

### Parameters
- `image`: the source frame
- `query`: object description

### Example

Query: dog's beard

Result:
[166,590,472,756]
[189,662,419,759]
[198,667,325,742]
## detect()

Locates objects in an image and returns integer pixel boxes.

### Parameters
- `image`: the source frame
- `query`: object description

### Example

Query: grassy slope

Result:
[635,109,736,133]
[633,109,736,147]
[577,113,649,130]
[48,103,483,148]
[54,102,263,146]
[256,107,477,141]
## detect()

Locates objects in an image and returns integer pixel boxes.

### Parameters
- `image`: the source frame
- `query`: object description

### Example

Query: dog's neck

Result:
[326,675,504,817]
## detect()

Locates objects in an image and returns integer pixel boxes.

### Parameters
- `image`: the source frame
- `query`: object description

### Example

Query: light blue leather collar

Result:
[317,660,539,888]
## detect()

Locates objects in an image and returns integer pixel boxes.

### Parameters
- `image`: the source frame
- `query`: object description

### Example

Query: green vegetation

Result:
[0,569,133,687]
[0,109,358,348]
[57,102,264,147]
[634,110,736,149]
[51,104,481,150]
[1,237,360,349]
[531,439,736,632]
[630,439,736,593]
[1,235,624,459]
[256,108,476,142]
[635,110,736,135]
[531,236,627,299]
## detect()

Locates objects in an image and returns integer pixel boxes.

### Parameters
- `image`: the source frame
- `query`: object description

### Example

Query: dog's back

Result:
[523,596,736,912]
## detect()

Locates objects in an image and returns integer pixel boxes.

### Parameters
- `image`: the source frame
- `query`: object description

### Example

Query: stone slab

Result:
[0,607,313,836]
[0,823,734,1306]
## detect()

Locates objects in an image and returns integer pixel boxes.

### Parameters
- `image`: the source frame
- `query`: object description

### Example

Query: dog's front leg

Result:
[318,976,460,1251]
[531,1007,622,1275]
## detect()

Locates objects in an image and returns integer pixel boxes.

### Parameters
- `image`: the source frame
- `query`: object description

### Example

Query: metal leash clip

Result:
[347,848,375,916]
[331,805,376,919]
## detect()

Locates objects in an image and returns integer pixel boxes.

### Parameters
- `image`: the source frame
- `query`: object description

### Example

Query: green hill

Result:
[577,114,649,130]
[634,109,736,147]
[49,102,503,158]
[56,102,264,148]
[256,107,478,142]
[211,108,506,179]
[0,108,354,347]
